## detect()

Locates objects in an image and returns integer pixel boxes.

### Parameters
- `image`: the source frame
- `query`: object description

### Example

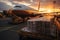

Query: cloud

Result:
[0,1,15,11]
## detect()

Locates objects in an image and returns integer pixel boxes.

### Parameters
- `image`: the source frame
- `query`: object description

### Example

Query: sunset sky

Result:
[0,0,60,12]
[0,0,60,8]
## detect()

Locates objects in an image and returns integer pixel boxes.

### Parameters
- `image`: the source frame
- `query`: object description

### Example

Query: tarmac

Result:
[0,17,27,32]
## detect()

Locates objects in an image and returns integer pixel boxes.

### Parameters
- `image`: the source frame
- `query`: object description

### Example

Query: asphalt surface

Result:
[0,17,27,32]
[8,22,27,32]
[0,17,28,40]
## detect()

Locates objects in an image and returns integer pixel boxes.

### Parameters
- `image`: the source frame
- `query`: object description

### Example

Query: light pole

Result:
[53,1,56,14]
[38,0,40,11]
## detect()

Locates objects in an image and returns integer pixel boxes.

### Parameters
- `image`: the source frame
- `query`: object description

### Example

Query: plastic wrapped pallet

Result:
[27,17,58,37]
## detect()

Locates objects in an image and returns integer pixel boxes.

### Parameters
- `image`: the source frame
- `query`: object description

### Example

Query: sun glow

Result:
[13,1,60,13]
[30,7,60,13]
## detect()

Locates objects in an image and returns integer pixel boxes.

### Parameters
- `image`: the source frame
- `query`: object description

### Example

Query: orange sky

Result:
[0,0,60,13]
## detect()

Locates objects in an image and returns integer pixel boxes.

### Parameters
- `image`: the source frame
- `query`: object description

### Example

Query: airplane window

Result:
[15,6,22,8]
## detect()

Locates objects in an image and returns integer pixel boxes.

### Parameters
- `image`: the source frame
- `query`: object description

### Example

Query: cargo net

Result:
[27,18,58,38]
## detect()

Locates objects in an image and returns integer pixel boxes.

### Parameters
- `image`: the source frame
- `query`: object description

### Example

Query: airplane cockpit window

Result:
[15,6,22,8]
